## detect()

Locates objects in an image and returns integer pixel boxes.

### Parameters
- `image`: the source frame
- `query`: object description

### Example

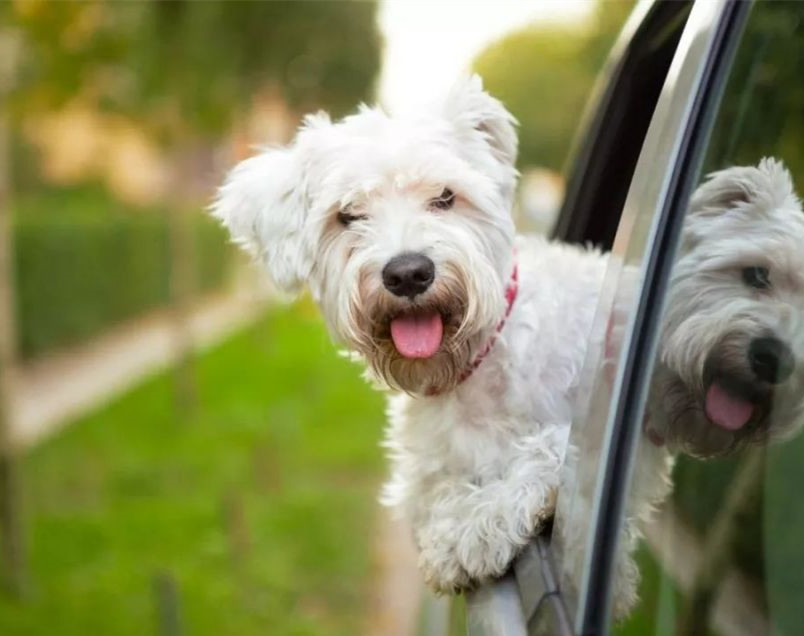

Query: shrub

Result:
[12,188,235,359]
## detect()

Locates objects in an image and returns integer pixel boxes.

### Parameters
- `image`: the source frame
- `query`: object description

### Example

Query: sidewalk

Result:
[8,280,270,448]
[365,509,423,636]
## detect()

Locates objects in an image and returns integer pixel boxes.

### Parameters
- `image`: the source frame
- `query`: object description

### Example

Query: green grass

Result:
[0,301,386,636]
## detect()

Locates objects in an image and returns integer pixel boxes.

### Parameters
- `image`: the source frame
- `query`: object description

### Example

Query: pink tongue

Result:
[390,312,443,359]
[705,382,754,431]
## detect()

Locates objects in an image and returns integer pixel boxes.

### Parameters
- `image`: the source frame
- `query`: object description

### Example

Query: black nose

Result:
[749,336,795,384]
[382,252,435,299]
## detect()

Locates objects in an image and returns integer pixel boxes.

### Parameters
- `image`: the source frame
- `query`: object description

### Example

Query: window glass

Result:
[614,3,804,634]
[548,0,727,625]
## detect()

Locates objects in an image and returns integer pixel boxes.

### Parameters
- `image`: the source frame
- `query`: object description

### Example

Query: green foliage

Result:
[5,2,130,111]
[13,187,234,358]
[702,1,804,180]
[143,1,382,125]
[763,434,804,635]
[0,305,384,635]
[474,28,596,172]
[9,0,382,138]
[473,2,633,171]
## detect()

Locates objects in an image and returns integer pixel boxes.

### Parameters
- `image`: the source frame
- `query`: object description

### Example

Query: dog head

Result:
[649,158,804,457]
[212,76,518,395]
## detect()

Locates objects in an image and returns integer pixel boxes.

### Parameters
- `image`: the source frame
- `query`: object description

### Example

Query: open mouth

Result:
[389,310,444,359]
[703,374,770,432]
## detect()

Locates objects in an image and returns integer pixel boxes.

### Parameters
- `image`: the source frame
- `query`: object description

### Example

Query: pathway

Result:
[8,279,270,448]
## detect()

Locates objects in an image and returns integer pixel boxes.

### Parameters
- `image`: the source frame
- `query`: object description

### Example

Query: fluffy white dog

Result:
[211,65,804,609]
[212,76,608,593]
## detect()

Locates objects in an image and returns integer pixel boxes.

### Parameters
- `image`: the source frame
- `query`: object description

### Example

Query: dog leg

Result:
[412,425,568,593]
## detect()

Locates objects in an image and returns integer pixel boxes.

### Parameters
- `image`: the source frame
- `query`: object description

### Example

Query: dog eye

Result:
[430,188,456,211]
[742,266,771,290]
[337,205,367,227]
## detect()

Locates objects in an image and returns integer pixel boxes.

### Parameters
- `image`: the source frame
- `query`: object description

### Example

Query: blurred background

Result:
[0,1,630,634]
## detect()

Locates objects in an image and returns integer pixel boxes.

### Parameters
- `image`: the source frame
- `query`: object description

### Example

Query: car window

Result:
[555,0,691,251]
[609,2,804,634]
[549,0,751,631]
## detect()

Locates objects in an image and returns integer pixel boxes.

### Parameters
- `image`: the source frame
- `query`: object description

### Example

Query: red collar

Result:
[427,262,519,396]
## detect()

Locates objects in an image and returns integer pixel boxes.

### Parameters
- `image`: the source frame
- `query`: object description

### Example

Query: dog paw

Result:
[417,523,526,593]
[456,530,523,584]
[418,543,474,594]
[414,481,558,593]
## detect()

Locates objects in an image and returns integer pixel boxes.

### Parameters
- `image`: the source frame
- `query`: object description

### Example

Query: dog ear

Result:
[756,156,800,210]
[442,74,519,167]
[211,140,316,293]
[441,75,519,204]
[689,157,799,217]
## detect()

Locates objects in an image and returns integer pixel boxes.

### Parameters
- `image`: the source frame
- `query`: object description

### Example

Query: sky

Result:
[378,0,595,112]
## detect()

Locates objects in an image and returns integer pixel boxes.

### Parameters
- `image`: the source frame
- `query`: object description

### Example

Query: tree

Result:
[8,1,381,142]
[702,1,804,179]
[473,1,633,172]
[0,27,26,598]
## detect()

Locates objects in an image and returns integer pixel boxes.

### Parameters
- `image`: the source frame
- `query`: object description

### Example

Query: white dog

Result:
[212,76,609,593]
[211,66,804,609]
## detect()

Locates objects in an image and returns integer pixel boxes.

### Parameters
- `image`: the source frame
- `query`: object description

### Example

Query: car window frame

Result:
[553,0,692,251]
[570,0,754,632]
